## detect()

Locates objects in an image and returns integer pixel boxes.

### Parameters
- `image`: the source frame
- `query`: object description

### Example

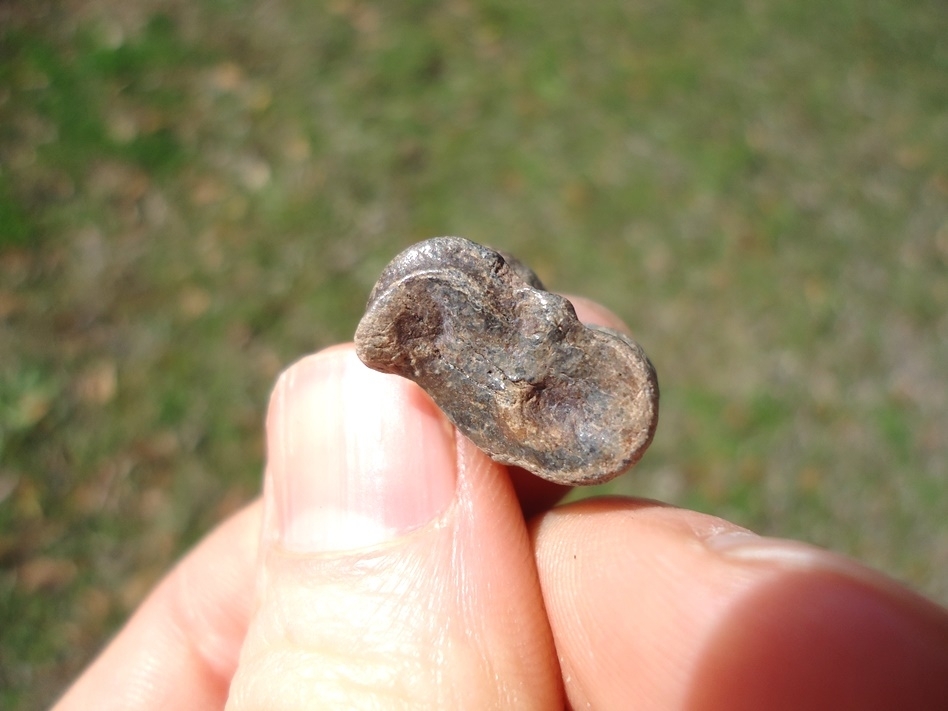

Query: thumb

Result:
[226,346,561,710]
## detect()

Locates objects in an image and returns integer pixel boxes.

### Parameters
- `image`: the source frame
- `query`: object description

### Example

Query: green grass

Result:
[2,0,947,707]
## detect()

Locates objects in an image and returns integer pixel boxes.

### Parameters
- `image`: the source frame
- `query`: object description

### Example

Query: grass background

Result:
[1,0,946,707]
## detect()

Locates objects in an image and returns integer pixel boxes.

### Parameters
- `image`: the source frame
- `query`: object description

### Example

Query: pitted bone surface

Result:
[354,237,659,485]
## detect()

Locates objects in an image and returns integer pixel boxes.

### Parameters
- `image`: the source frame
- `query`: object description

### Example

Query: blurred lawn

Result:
[1,0,947,707]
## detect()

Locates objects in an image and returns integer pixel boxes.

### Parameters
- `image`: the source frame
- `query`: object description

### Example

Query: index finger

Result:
[532,499,948,710]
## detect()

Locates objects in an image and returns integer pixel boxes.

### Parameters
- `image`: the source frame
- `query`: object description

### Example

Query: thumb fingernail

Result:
[265,347,457,553]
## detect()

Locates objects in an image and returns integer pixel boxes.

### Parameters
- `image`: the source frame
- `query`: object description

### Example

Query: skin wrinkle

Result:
[448,437,562,708]
[128,646,170,710]
[246,570,429,705]
[253,517,507,705]
[449,443,504,701]
[268,369,291,551]
[112,580,223,711]
[171,556,242,686]
[542,534,590,703]
[157,506,261,707]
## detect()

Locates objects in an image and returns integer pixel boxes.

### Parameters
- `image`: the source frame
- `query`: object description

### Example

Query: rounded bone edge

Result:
[561,324,660,485]
[590,322,660,425]
[518,408,658,485]
[496,451,635,487]
[585,323,660,400]
[365,237,545,307]
[356,236,542,373]
[365,236,493,306]
[484,360,659,486]
[354,269,455,376]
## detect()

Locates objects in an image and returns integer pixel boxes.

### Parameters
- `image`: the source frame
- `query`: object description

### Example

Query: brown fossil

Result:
[354,237,659,485]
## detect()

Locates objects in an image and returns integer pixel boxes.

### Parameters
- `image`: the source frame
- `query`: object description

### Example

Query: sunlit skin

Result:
[55,296,948,710]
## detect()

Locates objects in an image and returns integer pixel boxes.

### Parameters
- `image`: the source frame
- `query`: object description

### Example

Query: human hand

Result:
[55,297,948,710]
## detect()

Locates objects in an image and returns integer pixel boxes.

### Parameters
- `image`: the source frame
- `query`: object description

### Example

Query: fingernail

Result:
[706,530,948,630]
[706,532,836,568]
[706,531,892,586]
[265,348,457,553]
